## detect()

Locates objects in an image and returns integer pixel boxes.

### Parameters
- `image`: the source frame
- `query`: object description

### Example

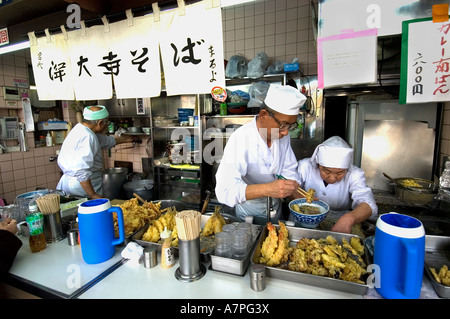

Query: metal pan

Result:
[383,173,437,205]
[425,235,450,298]
[250,225,370,295]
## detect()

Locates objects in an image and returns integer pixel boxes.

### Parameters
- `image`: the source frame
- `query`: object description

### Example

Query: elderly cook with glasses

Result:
[215,84,306,221]
[57,105,133,199]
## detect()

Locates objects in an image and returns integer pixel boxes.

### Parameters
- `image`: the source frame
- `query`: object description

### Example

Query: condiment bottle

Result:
[26,204,47,253]
[160,227,175,269]
[45,132,53,146]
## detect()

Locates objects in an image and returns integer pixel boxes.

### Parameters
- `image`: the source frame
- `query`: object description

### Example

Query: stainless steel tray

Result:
[132,212,238,256]
[210,224,262,276]
[424,235,450,298]
[250,225,370,295]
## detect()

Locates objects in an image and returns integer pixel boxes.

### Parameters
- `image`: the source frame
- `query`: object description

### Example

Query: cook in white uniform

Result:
[215,84,306,221]
[57,105,132,199]
[294,136,378,233]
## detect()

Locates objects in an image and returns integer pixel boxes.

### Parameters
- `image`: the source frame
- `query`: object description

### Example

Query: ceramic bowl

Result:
[289,198,329,229]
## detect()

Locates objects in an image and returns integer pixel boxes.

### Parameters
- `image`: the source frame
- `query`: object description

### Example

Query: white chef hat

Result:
[264,84,306,115]
[311,136,354,170]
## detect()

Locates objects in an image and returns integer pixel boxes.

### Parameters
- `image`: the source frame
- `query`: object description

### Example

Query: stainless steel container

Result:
[143,246,157,268]
[67,229,78,245]
[250,264,266,292]
[175,238,206,282]
[102,167,128,200]
[123,179,154,201]
[43,212,65,243]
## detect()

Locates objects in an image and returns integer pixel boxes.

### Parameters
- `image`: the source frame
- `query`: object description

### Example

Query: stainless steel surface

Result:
[102,167,128,200]
[123,179,154,201]
[347,100,439,191]
[175,238,206,282]
[67,229,78,246]
[210,223,262,275]
[424,235,450,298]
[143,246,157,269]
[251,225,370,295]
[250,264,266,292]
[43,212,65,243]
[99,97,149,117]
[132,212,238,255]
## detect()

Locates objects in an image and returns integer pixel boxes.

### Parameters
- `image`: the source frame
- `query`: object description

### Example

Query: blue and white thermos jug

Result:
[374,213,425,299]
[78,199,125,264]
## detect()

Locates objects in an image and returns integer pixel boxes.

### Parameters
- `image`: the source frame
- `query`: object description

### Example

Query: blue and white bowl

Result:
[289,198,329,229]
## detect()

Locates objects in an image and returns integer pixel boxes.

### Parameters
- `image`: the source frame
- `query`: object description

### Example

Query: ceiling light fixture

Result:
[0,41,30,55]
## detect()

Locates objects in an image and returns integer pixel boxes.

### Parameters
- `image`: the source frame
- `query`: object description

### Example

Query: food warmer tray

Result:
[209,224,262,276]
[250,225,370,295]
[132,212,238,257]
[424,235,450,298]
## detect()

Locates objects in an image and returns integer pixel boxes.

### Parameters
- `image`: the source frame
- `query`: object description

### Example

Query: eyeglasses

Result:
[267,111,297,131]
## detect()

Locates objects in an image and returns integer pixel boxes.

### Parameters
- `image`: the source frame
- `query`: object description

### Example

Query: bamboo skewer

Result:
[175,210,201,241]
[36,194,60,215]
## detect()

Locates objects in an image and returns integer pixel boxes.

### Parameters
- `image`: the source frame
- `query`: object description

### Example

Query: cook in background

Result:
[57,105,133,199]
[215,84,306,221]
[0,218,21,281]
[294,136,378,233]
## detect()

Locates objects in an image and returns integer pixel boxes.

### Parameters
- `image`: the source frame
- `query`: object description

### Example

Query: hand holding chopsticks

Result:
[276,174,316,203]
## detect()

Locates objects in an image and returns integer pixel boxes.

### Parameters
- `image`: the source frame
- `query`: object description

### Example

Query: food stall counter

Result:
[7,236,124,299]
[78,258,363,299]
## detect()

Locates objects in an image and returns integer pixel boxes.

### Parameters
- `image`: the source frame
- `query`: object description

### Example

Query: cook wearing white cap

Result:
[215,84,307,221]
[57,105,132,199]
[293,136,378,233]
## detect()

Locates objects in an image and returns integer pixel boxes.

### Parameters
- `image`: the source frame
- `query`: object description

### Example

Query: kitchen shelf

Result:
[153,125,199,129]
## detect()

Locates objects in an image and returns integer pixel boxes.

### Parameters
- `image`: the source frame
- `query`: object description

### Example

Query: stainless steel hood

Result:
[98,97,150,117]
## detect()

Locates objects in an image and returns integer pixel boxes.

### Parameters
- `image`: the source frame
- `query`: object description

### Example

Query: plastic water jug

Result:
[78,199,125,264]
[374,213,425,299]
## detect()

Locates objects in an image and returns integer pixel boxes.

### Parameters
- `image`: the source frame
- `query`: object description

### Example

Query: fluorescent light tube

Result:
[0,41,30,55]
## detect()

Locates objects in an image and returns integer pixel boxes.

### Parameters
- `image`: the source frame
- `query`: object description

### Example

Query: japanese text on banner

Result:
[401,17,450,103]
[159,1,225,96]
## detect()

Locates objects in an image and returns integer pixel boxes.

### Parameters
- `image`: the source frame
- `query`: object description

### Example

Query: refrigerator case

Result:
[347,100,440,191]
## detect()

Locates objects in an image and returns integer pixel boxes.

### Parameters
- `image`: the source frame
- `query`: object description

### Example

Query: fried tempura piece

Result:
[113,198,166,236]
[266,221,290,267]
[305,188,316,204]
[141,207,178,245]
[259,222,279,264]
[430,265,450,286]
[142,225,160,242]
[201,207,226,236]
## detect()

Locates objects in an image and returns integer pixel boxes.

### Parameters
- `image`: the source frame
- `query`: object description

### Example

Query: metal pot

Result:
[383,173,437,205]
[123,179,154,201]
[102,167,128,200]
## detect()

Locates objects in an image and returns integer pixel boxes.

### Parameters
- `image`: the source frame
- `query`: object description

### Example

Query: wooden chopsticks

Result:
[276,174,309,197]
[276,174,311,198]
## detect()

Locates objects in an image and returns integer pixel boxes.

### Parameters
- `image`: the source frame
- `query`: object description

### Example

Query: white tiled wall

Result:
[222,0,317,75]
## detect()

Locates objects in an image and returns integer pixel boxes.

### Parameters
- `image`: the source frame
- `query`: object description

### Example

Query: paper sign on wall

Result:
[317,29,378,89]
[159,1,225,96]
[400,17,450,104]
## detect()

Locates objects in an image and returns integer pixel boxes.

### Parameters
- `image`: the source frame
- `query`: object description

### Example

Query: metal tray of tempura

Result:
[424,235,450,298]
[250,225,370,296]
[132,212,239,260]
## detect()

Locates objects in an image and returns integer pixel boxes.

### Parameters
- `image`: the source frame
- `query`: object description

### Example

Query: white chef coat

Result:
[296,158,378,217]
[57,123,116,197]
[215,117,298,221]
